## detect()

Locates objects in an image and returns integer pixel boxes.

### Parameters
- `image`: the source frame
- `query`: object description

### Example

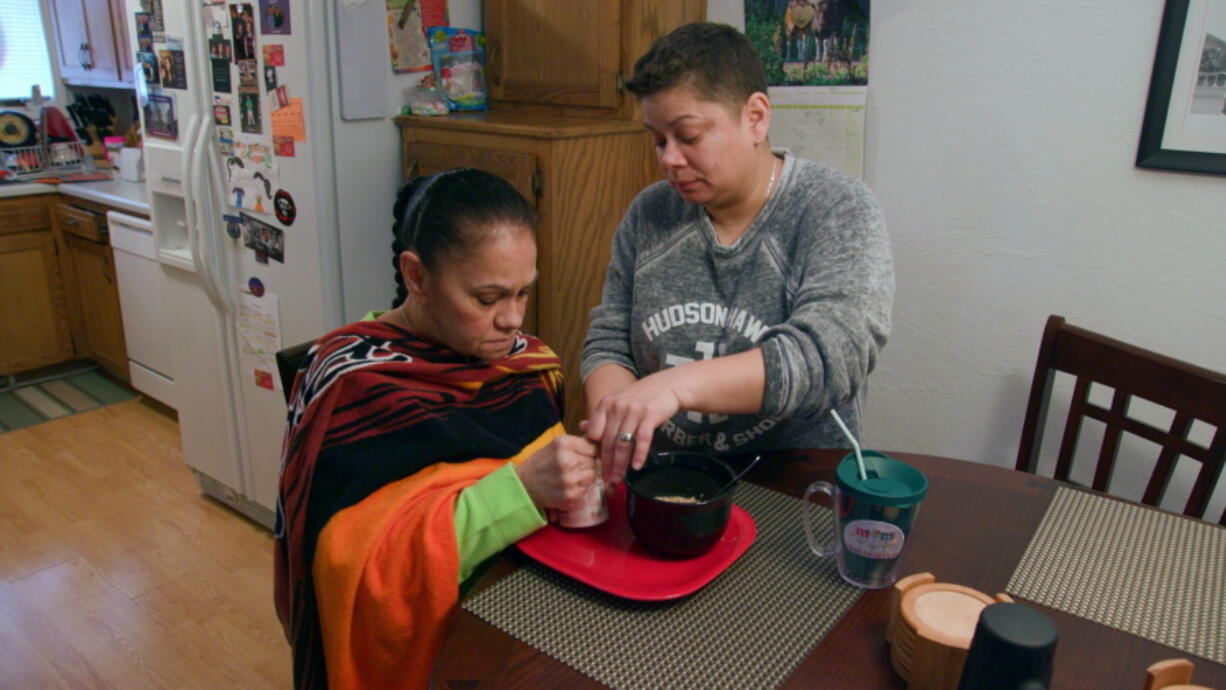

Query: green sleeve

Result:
[453,463,547,583]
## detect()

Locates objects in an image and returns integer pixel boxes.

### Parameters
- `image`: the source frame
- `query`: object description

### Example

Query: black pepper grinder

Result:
[957,602,1058,690]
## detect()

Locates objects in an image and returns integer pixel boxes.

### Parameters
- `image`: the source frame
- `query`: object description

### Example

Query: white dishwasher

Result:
[107,211,176,409]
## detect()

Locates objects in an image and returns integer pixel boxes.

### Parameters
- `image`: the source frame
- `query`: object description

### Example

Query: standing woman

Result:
[582,23,894,484]
[276,169,598,689]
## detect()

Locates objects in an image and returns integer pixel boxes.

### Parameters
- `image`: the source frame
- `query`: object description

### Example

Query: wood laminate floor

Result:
[0,397,291,688]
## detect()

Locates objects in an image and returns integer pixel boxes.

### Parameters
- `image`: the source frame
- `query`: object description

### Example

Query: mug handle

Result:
[802,481,837,557]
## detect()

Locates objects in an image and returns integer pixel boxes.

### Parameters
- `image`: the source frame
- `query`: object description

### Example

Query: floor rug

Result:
[0,370,136,433]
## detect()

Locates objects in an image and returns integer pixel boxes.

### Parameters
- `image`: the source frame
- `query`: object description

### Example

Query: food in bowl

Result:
[655,495,702,504]
[625,451,737,557]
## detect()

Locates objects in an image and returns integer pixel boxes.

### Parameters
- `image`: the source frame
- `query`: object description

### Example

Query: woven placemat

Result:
[462,482,861,689]
[1007,487,1225,664]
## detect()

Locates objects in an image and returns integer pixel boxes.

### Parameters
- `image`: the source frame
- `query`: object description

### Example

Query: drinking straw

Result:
[830,409,868,481]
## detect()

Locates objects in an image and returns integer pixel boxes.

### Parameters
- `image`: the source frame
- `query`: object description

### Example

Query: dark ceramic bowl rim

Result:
[625,451,736,506]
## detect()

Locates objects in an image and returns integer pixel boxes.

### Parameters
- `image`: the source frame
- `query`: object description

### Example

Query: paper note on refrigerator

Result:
[238,289,282,387]
[271,98,306,142]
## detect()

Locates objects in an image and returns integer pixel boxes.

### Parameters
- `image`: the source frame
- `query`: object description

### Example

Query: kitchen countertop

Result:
[0,176,149,215]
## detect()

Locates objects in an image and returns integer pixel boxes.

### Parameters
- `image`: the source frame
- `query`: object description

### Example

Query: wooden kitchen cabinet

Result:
[397,113,659,430]
[52,200,130,382]
[48,0,133,87]
[485,0,705,119]
[0,196,75,375]
[61,235,128,381]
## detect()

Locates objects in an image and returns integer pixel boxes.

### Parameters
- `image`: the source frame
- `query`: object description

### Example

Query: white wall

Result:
[865,1,1224,518]
[711,1,1225,515]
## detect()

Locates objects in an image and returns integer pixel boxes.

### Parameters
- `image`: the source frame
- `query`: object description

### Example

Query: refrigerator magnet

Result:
[263,44,285,67]
[274,190,295,226]
[273,85,290,110]
[138,52,159,85]
[264,65,278,92]
[208,36,232,61]
[144,93,178,140]
[211,58,231,93]
[238,59,258,88]
[213,102,232,126]
[259,0,291,35]
[242,213,285,264]
[239,87,262,134]
[158,47,188,89]
[255,370,275,390]
[225,215,244,242]
[231,4,256,60]
[247,277,265,297]
[149,0,164,42]
[273,136,295,157]
[135,12,153,42]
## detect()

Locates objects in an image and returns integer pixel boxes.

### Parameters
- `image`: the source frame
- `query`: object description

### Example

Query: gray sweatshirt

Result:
[581,153,893,455]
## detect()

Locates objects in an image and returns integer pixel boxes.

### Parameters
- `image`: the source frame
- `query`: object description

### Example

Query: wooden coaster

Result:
[887,573,1013,690]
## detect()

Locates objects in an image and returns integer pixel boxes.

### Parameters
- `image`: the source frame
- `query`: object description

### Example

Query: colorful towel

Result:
[274,320,563,689]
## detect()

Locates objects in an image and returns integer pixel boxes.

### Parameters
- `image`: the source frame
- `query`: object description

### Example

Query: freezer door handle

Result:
[189,117,229,313]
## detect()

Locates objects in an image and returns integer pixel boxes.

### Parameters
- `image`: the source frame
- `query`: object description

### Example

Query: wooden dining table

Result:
[432,449,1226,689]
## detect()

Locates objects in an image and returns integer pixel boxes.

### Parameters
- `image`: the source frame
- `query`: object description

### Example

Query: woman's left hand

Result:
[583,371,683,486]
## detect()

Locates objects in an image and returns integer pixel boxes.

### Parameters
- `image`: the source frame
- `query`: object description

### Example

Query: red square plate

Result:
[516,483,756,601]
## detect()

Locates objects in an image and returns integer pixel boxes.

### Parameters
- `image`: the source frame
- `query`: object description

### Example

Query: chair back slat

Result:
[1185,428,1225,524]
[1089,389,1131,493]
[1141,413,1193,507]
[1016,315,1226,524]
[1054,377,1091,482]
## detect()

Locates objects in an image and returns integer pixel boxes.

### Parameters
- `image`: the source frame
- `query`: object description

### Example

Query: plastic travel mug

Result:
[802,451,927,589]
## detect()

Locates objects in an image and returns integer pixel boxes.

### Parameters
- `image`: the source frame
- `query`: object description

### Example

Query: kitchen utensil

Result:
[41,107,77,142]
[0,111,37,147]
[958,603,1058,690]
[888,572,1015,689]
[803,450,927,589]
[625,451,738,557]
[715,454,762,495]
[518,482,756,600]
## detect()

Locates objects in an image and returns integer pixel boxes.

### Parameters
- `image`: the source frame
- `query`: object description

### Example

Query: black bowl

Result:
[624,451,736,557]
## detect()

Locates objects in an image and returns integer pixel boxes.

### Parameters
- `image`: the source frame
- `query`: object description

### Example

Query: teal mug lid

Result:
[836,450,928,505]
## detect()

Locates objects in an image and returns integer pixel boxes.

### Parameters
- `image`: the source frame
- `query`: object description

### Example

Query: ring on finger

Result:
[616,432,635,443]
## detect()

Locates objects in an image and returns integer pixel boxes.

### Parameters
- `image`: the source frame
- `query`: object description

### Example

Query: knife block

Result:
[84,125,112,168]
[887,572,1014,690]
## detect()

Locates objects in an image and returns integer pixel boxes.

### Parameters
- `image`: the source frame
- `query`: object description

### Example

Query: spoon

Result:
[716,454,762,495]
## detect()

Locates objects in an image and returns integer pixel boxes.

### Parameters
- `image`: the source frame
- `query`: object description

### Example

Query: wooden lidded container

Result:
[887,572,1014,690]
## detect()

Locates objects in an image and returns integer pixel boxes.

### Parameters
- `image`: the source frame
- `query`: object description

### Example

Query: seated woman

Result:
[274,168,598,690]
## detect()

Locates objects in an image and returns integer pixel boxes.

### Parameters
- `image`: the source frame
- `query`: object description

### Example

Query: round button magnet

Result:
[248,276,265,297]
[274,189,296,226]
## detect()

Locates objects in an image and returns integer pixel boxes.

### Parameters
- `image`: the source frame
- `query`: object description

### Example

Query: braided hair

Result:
[391,168,538,307]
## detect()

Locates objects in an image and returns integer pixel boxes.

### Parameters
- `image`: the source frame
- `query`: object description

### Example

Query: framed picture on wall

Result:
[1136,0,1226,175]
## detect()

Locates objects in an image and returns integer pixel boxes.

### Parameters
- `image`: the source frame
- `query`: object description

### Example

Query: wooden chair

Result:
[1016,315,1225,524]
[1142,658,1213,690]
[275,340,314,404]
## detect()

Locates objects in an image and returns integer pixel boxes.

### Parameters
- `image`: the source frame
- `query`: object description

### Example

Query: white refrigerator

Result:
[123,0,409,527]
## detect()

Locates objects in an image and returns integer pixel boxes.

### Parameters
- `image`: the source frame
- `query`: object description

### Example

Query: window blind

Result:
[0,0,57,101]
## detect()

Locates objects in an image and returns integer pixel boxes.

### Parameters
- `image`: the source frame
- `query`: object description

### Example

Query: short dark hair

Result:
[625,23,767,107]
[391,168,537,307]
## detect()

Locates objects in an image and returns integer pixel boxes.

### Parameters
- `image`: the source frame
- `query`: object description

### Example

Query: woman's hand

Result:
[515,435,599,510]
[583,371,683,486]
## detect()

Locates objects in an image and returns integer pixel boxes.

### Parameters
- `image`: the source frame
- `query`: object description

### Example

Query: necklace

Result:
[764,156,779,202]
[399,300,412,328]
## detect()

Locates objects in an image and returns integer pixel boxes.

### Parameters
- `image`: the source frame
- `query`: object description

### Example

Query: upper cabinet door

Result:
[485,0,622,109]
[48,0,129,86]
